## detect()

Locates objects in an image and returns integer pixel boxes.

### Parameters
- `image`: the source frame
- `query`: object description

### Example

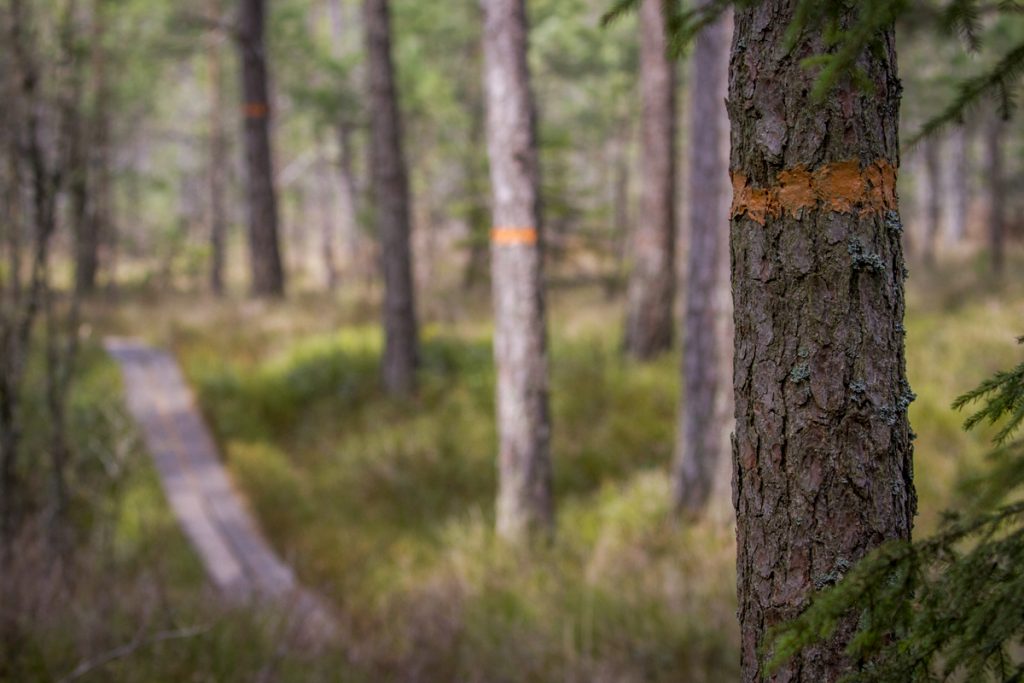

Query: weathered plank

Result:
[105,338,338,640]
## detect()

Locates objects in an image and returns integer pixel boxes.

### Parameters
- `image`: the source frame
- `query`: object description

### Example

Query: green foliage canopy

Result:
[603,0,1024,140]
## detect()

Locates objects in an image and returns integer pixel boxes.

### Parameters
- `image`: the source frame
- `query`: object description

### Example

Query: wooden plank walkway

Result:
[105,338,337,641]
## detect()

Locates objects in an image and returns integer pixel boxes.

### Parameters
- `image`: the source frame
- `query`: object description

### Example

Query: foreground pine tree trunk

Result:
[481,0,553,541]
[364,0,419,395]
[238,0,285,297]
[674,4,732,518]
[622,0,676,359]
[728,6,916,680]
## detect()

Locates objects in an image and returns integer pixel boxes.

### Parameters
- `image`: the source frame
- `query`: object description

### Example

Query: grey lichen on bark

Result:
[728,3,916,681]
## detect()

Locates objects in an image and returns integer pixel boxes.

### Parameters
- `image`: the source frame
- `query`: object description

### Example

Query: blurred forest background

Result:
[1,0,1023,681]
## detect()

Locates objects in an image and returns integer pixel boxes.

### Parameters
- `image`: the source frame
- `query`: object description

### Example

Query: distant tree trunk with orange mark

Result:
[238,0,285,297]
[481,0,553,542]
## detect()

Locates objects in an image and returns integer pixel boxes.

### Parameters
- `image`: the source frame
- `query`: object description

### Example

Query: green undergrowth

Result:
[180,316,735,680]
[50,261,1024,681]
[904,265,1024,529]
[4,341,361,683]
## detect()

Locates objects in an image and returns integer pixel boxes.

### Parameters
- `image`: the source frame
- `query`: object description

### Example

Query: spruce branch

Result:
[600,0,640,27]
[913,42,1024,141]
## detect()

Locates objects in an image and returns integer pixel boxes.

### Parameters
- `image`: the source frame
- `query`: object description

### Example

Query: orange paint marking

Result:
[731,158,898,225]
[813,160,864,214]
[491,226,538,246]
[776,166,815,214]
[244,102,269,119]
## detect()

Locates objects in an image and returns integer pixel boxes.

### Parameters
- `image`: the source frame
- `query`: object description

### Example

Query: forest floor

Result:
[11,253,1024,682]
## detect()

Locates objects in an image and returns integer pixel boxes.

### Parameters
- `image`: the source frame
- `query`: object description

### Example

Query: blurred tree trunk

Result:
[985,112,1006,275]
[729,5,915,681]
[606,133,629,300]
[364,0,419,394]
[68,54,90,299]
[237,0,285,297]
[336,124,360,276]
[316,148,339,290]
[286,185,307,283]
[208,11,228,296]
[947,124,969,244]
[674,4,732,518]
[74,0,108,295]
[622,0,676,360]
[481,0,553,542]
[461,98,490,290]
[457,26,489,293]
[0,97,22,558]
[921,134,941,266]
[50,4,88,539]
[326,0,362,281]
[1,0,68,553]
[86,112,110,289]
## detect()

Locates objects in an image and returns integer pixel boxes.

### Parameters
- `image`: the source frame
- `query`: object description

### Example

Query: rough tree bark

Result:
[947,124,969,244]
[622,0,676,359]
[985,111,1006,275]
[237,0,285,297]
[208,8,228,296]
[481,0,553,541]
[674,4,733,518]
[728,5,916,681]
[364,0,419,394]
[921,134,942,267]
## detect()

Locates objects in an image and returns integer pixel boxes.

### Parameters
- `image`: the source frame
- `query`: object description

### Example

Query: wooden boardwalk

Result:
[106,338,337,640]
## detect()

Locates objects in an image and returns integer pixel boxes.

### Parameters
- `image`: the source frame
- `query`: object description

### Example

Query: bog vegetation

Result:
[1,0,1023,681]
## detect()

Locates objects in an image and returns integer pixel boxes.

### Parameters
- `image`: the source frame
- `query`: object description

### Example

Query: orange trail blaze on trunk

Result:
[731,158,898,224]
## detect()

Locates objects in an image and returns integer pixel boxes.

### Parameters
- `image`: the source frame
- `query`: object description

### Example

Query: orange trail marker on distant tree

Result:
[490,226,538,246]
[243,102,268,118]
